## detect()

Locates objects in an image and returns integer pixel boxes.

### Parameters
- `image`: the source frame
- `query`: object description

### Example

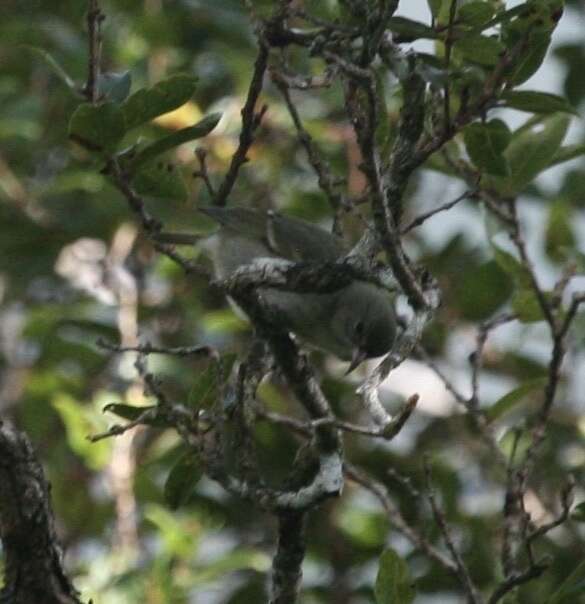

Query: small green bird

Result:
[201,206,396,372]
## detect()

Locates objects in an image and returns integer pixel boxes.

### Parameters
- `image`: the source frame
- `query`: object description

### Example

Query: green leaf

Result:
[122,74,197,131]
[511,287,552,323]
[24,45,78,93]
[481,4,530,31]
[501,90,578,116]
[53,395,112,469]
[426,0,445,18]
[375,548,415,604]
[549,144,585,168]
[463,119,511,176]
[387,17,437,42]
[455,34,504,67]
[571,502,585,523]
[103,403,171,428]
[545,199,576,263]
[130,112,221,170]
[454,260,513,320]
[457,2,496,27]
[68,102,126,153]
[497,113,570,195]
[131,161,187,201]
[485,378,547,424]
[220,353,238,383]
[506,31,551,85]
[98,71,132,103]
[547,560,585,604]
[491,246,529,287]
[188,363,220,408]
[164,451,202,510]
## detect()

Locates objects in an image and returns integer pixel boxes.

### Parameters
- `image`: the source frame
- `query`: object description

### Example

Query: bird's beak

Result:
[345,348,367,375]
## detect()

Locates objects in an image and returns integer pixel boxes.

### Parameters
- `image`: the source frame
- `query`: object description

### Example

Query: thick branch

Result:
[0,422,84,604]
[269,512,306,604]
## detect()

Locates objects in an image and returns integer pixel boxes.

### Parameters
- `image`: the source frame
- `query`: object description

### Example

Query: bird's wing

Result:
[270,213,345,262]
[199,206,345,262]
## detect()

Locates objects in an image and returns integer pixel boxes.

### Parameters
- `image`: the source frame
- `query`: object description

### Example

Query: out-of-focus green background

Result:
[1,1,585,602]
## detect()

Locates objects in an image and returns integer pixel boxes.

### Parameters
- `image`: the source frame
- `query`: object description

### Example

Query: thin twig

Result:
[271,69,345,213]
[84,0,103,103]
[97,339,218,359]
[214,43,269,207]
[423,458,482,604]
[194,148,216,197]
[345,463,458,573]
[401,189,475,234]
[442,0,459,135]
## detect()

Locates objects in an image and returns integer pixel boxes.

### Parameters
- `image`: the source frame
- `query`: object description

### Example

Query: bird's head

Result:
[332,283,396,374]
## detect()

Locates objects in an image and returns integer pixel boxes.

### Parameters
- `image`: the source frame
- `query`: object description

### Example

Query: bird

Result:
[200,206,396,372]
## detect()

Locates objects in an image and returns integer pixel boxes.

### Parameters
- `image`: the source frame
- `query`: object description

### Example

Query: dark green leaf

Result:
[463,119,511,176]
[69,102,126,153]
[506,31,551,85]
[122,74,198,131]
[103,403,170,427]
[457,2,496,27]
[387,17,437,42]
[131,161,188,201]
[485,378,547,424]
[571,502,585,523]
[455,35,504,67]
[454,260,513,320]
[98,71,132,103]
[480,4,530,31]
[130,112,222,170]
[547,560,585,604]
[501,90,578,115]
[375,548,415,604]
[164,451,202,510]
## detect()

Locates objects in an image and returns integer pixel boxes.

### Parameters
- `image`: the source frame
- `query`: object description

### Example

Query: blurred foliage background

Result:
[1,1,585,603]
